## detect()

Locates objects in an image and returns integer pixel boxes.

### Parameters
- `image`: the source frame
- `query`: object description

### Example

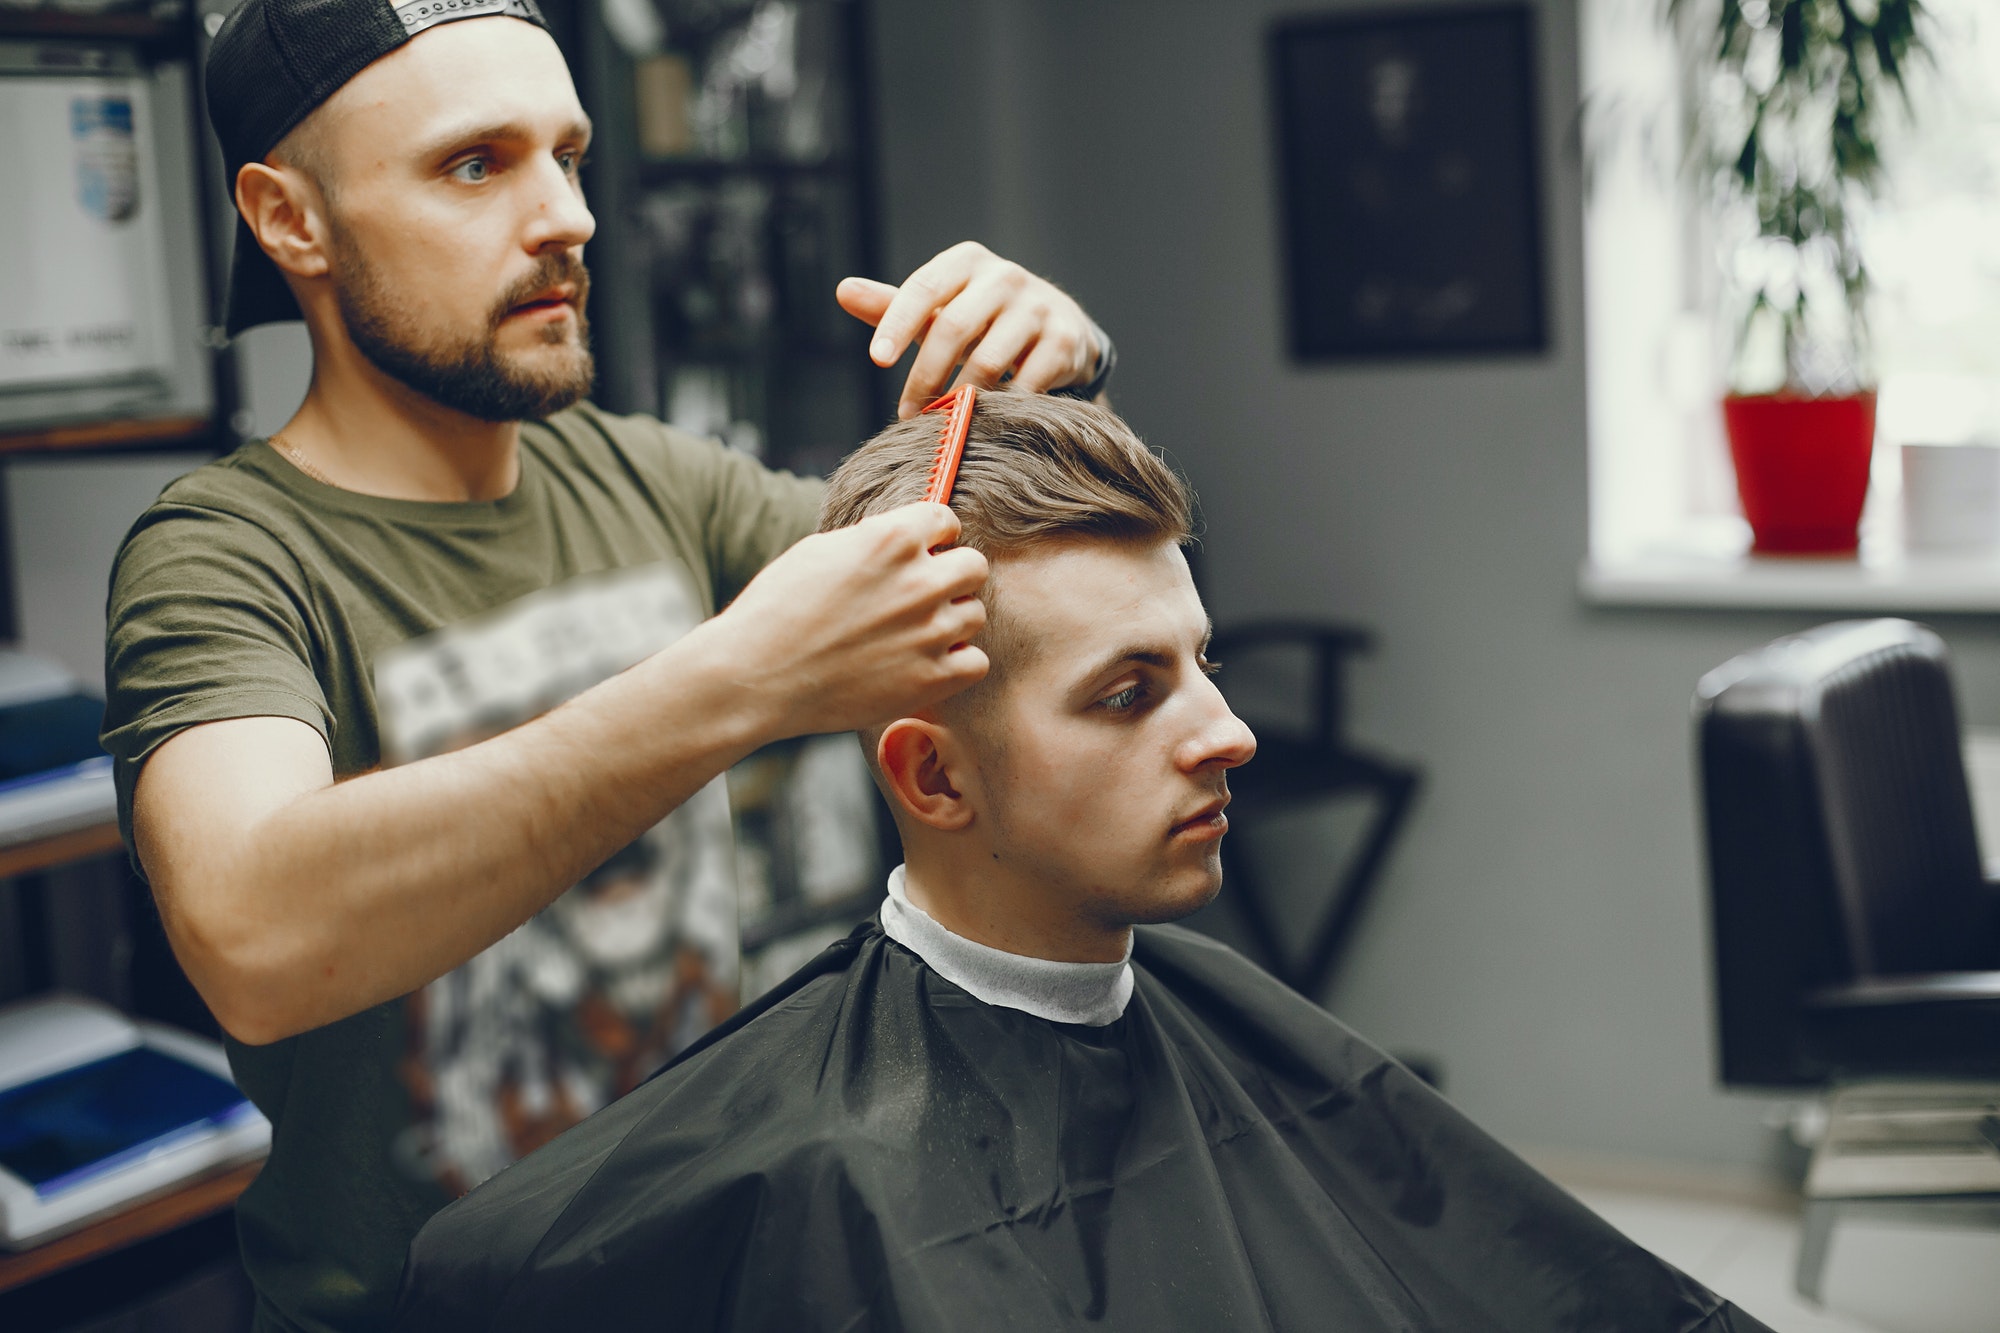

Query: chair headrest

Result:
[1695,618,1946,722]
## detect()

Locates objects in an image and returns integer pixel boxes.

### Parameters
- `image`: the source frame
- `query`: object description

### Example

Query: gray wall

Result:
[869,0,2000,1173]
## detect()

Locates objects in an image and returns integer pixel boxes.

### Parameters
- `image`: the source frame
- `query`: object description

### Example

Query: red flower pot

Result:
[1722,392,1877,555]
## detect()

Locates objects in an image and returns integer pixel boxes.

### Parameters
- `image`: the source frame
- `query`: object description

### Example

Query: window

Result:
[1582,0,2000,600]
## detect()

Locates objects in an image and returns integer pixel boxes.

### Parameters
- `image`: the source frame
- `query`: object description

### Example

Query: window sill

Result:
[1580,537,2000,613]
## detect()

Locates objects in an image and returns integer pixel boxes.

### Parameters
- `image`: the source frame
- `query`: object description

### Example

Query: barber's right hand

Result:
[709,502,990,736]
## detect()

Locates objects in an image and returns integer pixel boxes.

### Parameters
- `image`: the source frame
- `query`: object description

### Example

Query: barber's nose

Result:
[525,162,596,252]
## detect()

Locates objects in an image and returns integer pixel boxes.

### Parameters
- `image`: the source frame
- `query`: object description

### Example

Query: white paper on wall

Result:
[0,73,178,392]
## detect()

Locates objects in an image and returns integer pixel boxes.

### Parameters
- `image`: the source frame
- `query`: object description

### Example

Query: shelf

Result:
[0,1160,259,1294]
[0,821,124,880]
[0,415,211,457]
[637,156,855,187]
[0,8,182,42]
[1580,544,2000,613]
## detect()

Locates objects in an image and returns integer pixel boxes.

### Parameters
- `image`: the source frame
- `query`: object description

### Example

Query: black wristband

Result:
[1050,322,1116,401]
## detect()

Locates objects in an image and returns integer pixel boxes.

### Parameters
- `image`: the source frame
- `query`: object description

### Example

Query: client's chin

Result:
[1089,870,1223,930]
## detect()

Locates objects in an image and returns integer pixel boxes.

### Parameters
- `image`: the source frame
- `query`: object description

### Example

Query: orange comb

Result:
[920,385,976,506]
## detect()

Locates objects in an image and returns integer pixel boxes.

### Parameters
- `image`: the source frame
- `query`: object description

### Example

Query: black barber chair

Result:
[1694,618,2000,1301]
[1211,622,1420,1002]
[1694,618,2000,1086]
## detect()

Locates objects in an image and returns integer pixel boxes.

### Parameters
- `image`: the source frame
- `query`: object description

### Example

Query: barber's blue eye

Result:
[452,157,490,182]
[1102,685,1142,712]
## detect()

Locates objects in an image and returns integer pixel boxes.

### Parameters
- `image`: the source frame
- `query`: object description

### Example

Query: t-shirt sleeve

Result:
[102,501,333,850]
[696,437,827,607]
[587,405,827,609]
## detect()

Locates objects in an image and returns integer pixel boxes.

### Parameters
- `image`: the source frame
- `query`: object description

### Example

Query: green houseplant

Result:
[1670,0,1930,553]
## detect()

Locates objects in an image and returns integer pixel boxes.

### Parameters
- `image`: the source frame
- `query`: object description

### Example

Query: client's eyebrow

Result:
[1073,618,1214,692]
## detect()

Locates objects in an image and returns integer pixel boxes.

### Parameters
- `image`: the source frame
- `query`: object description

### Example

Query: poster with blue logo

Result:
[0,70,177,392]
[72,95,141,224]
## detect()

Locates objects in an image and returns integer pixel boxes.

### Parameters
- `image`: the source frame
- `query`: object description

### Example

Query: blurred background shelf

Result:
[0,1161,257,1295]
[577,0,888,477]
[0,9,183,42]
[636,155,856,185]
[0,416,212,458]
[0,822,123,882]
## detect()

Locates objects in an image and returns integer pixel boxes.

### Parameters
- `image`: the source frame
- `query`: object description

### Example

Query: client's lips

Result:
[1169,795,1231,840]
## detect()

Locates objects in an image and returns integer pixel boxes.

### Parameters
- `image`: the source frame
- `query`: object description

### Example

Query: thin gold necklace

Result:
[269,432,335,487]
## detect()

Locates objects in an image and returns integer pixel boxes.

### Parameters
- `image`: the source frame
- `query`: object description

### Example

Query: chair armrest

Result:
[1801,972,2000,1079]
[1809,972,2000,1007]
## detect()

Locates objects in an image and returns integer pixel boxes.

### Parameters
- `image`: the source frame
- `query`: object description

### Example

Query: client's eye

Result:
[1200,657,1222,677]
[450,156,492,183]
[1100,684,1143,713]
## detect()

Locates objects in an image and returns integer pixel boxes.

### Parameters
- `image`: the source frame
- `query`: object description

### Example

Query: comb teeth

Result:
[920,385,977,506]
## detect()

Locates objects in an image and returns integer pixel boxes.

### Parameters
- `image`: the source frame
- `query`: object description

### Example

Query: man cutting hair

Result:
[102,1,1115,1328]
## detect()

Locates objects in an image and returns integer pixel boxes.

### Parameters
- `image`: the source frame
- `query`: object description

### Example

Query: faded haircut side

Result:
[819,390,1195,698]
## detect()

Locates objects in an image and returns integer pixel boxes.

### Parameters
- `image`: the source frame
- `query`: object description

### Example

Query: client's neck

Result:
[901,853,1131,965]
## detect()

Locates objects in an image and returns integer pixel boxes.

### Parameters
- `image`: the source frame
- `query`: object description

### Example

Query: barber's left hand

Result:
[837,241,1102,419]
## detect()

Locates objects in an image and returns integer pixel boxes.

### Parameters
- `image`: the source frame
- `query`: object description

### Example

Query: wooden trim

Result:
[0,1161,260,1294]
[0,416,212,457]
[0,822,125,881]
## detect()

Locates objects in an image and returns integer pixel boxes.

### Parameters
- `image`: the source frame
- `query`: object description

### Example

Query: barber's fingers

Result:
[859,506,987,608]
[873,500,964,554]
[898,281,1009,417]
[868,243,987,368]
[1012,324,1095,395]
[935,641,991,691]
[835,276,897,328]
[940,578,988,628]
[927,544,990,602]
[956,306,1041,392]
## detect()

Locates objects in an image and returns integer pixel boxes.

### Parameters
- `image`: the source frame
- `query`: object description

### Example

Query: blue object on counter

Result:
[0,1047,258,1199]
[0,693,105,784]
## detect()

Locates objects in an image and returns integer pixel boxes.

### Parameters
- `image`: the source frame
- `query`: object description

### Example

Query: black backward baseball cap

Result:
[206,0,550,336]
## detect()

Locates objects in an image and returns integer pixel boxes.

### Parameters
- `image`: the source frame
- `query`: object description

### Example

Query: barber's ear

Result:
[877,719,973,832]
[235,162,331,280]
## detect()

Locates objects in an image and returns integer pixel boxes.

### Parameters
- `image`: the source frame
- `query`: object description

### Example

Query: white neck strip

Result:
[879,866,1133,1027]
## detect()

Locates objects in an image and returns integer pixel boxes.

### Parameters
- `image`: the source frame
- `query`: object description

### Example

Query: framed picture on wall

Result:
[1271,4,1546,360]
[0,48,179,409]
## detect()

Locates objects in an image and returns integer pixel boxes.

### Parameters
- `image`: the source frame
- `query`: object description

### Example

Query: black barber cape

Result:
[396,922,1771,1332]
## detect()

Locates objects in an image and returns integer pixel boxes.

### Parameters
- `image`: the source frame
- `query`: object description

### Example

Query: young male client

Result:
[396,394,1772,1332]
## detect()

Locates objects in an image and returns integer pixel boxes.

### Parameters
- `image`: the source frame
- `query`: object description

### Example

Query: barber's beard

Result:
[332,245,596,423]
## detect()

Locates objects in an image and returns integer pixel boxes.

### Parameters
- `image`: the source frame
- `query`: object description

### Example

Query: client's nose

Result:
[1179,678,1258,774]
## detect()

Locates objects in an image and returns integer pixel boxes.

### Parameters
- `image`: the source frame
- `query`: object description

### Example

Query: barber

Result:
[103,2,1114,1329]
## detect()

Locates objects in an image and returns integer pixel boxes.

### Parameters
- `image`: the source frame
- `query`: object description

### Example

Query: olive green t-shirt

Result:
[101,402,823,1333]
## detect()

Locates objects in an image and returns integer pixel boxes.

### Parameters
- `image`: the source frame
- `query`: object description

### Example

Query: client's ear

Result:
[876,719,974,832]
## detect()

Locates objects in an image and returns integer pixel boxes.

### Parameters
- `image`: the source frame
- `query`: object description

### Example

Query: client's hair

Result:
[820,391,1194,687]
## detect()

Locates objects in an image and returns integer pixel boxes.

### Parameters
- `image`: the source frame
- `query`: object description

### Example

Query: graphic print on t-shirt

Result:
[373,561,737,1196]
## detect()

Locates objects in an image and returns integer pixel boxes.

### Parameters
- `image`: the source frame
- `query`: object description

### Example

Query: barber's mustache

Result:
[491,253,592,327]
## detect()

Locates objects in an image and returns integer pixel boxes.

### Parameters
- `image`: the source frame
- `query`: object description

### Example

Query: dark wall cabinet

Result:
[564,0,888,477]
